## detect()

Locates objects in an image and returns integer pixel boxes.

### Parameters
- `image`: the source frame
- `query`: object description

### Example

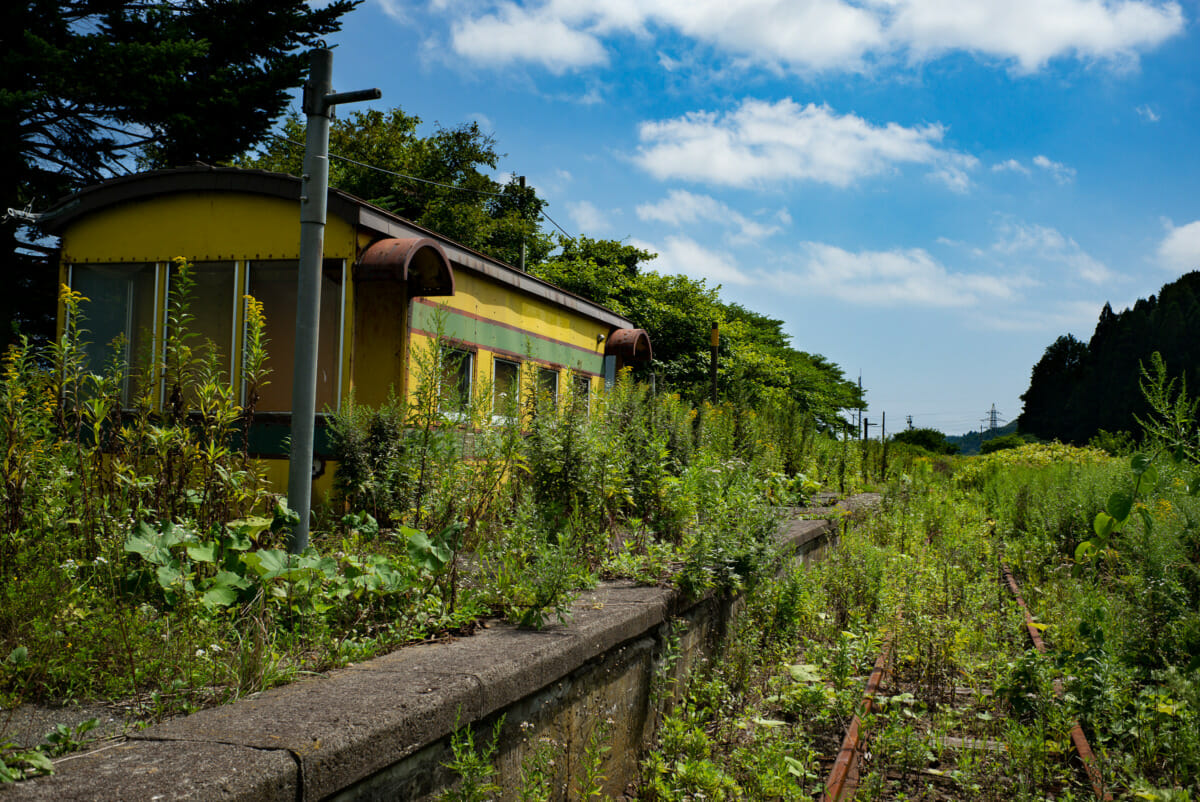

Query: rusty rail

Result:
[822,629,896,802]
[1002,563,1112,801]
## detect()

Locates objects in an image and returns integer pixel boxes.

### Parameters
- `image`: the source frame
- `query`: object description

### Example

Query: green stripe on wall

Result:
[413,304,604,373]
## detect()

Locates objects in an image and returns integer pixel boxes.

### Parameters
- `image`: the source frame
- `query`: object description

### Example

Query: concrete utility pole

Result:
[861,417,877,482]
[287,49,380,554]
[856,374,862,430]
[881,411,888,478]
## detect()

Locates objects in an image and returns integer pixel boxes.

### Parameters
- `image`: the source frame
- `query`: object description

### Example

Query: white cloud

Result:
[658,52,682,71]
[632,236,754,286]
[449,3,608,73]
[566,200,612,233]
[888,0,1185,73]
[633,99,978,191]
[1032,155,1076,184]
[445,0,883,72]
[984,299,1106,333]
[435,0,1184,74]
[778,243,1018,307]
[576,86,605,105]
[1158,220,1200,273]
[992,221,1113,283]
[1136,104,1161,122]
[375,0,409,22]
[636,189,785,242]
[992,158,1031,175]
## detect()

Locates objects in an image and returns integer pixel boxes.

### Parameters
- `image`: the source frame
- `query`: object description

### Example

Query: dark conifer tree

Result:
[1020,272,1200,443]
[3,0,357,341]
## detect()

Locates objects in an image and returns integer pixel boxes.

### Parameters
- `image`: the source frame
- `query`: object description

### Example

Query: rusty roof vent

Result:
[357,237,454,296]
[605,328,652,362]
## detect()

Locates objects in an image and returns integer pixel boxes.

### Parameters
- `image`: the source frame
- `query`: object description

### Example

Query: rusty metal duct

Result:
[356,237,455,296]
[605,328,652,362]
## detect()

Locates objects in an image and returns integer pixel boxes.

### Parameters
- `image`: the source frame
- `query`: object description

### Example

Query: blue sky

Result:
[311,0,1200,436]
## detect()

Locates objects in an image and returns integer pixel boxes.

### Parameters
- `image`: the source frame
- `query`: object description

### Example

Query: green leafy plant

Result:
[439,715,504,802]
[0,739,54,784]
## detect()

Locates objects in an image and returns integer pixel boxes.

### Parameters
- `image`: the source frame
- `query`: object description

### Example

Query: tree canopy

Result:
[891,427,958,455]
[4,0,357,340]
[238,109,551,269]
[530,236,864,428]
[1019,271,1200,444]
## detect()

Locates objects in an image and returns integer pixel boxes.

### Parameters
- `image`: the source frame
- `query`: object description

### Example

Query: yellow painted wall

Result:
[260,458,337,507]
[60,192,358,264]
[439,271,606,355]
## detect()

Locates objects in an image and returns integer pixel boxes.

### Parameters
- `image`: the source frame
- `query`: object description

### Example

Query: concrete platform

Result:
[1,502,858,800]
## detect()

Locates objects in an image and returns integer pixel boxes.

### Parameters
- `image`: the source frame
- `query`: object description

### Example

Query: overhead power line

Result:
[540,210,574,240]
[269,133,504,197]
[267,133,577,243]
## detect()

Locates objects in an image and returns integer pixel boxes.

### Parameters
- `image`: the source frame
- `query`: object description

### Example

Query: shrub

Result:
[980,433,1026,454]
[891,427,957,455]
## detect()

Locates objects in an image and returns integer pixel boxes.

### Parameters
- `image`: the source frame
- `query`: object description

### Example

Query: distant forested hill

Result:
[947,421,1020,456]
[1019,271,1200,444]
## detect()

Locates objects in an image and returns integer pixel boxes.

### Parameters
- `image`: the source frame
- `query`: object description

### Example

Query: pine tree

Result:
[3,0,357,341]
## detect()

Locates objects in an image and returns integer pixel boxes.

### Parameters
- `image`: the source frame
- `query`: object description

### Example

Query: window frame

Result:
[572,374,591,415]
[162,259,239,393]
[536,366,559,407]
[245,258,346,414]
[66,261,160,407]
[439,345,475,415]
[492,356,521,420]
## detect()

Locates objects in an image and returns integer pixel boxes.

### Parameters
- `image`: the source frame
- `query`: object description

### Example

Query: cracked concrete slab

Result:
[2,738,296,801]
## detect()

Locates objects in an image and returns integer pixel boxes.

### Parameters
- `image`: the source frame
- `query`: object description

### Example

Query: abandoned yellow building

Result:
[42,166,651,499]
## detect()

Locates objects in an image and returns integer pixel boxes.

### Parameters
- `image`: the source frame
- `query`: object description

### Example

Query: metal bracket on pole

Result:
[287,49,380,554]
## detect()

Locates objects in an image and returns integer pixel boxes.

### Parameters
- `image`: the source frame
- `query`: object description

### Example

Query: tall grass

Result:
[1,272,854,725]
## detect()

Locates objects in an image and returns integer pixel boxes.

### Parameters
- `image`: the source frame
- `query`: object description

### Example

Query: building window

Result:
[69,262,157,404]
[537,367,558,406]
[248,260,344,413]
[440,347,473,412]
[493,358,520,416]
[167,260,236,383]
[572,374,591,414]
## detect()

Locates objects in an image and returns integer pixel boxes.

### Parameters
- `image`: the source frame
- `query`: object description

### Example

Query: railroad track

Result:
[816,565,1111,802]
